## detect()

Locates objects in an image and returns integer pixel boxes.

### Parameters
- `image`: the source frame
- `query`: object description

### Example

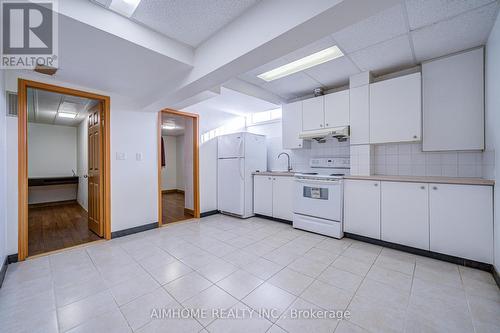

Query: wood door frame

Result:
[158,109,200,226]
[17,79,111,261]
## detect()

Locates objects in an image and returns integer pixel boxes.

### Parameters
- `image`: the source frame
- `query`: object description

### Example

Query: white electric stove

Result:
[292,158,349,239]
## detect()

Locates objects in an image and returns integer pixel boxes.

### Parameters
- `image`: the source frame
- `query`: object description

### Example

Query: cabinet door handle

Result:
[420,186,425,190]
[374,183,378,187]
[432,186,438,190]
[326,123,329,127]
[268,177,272,180]
[413,135,418,139]
[320,124,323,127]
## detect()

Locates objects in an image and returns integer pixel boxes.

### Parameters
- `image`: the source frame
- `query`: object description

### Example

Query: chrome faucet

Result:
[278,152,292,172]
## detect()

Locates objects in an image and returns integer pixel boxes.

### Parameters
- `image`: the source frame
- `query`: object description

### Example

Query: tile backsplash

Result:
[373,142,494,178]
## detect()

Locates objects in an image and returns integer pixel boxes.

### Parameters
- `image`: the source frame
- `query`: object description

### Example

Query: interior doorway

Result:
[18,80,111,260]
[158,109,200,225]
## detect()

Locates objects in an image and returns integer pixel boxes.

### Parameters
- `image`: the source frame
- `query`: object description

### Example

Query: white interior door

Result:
[218,158,244,215]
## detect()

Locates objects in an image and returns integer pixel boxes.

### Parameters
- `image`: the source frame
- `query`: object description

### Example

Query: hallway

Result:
[162,192,192,224]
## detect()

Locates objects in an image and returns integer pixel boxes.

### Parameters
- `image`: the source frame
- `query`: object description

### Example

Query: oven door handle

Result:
[295,179,341,185]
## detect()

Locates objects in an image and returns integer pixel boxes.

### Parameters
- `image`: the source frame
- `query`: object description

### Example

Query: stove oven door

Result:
[294,178,342,221]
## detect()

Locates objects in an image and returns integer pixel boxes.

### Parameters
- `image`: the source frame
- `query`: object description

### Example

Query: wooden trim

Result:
[158,108,200,227]
[17,79,111,261]
[28,200,77,208]
[184,208,194,216]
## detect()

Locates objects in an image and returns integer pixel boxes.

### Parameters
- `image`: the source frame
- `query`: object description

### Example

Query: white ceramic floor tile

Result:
[206,302,274,333]
[365,265,412,292]
[243,257,284,280]
[147,260,193,285]
[119,287,180,331]
[66,309,132,333]
[301,280,353,311]
[196,259,239,283]
[287,256,330,278]
[164,271,212,302]
[317,266,363,293]
[242,283,297,322]
[216,269,264,300]
[276,298,339,333]
[182,285,239,326]
[347,295,406,333]
[355,278,410,311]
[331,256,372,277]
[267,267,314,296]
[110,273,160,306]
[57,290,118,332]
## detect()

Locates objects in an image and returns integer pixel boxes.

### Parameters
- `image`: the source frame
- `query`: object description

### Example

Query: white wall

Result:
[176,135,185,190]
[184,120,194,210]
[486,11,500,271]
[0,69,7,265]
[200,138,218,213]
[77,119,88,210]
[4,71,160,254]
[28,123,77,177]
[161,135,178,191]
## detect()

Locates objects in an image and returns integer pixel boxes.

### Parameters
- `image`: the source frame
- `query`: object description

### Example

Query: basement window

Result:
[246,108,282,126]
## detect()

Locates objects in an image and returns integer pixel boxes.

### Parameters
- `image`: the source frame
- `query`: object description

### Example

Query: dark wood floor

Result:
[162,192,192,224]
[28,202,101,256]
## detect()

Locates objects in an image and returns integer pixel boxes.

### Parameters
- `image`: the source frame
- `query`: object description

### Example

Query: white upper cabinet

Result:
[349,85,370,145]
[369,72,422,144]
[282,101,309,149]
[429,183,493,263]
[422,48,484,151]
[324,90,349,128]
[381,181,429,250]
[302,96,325,131]
[344,179,381,239]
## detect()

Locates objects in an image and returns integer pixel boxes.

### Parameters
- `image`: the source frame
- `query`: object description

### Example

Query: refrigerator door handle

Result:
[239,158,244,180]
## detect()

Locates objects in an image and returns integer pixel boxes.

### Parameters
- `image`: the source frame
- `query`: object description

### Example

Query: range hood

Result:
[299,126,350,143]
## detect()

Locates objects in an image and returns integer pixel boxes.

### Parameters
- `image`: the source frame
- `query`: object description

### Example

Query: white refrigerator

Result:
[217,132,267,218]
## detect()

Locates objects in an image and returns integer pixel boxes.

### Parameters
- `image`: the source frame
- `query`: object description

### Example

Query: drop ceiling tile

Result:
[131,0,260,46]
[349,34,416,75]
[304,56,360,88]
[332,5,407,53]
[283,36,337,62]
[411,2,498,62]
[405,0,496,30]
[263,72,321,100]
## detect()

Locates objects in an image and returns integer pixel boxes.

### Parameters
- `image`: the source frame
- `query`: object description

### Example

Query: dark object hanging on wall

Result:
[161,137,166,167]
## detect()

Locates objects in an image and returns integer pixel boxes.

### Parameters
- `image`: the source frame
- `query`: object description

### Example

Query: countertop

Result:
[343,175,495,186]
[252,171,295,177]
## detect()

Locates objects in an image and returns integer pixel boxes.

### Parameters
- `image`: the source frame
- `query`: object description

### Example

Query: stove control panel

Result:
[310,157,350,169]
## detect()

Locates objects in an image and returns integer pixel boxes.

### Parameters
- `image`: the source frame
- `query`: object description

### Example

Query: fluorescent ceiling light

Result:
[58,112,77,119]
[257,46,344,82]
[109,0,141,17]
[162,122,176,130]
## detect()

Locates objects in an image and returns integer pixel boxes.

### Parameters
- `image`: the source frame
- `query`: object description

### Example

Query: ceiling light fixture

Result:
[109,0,142,18]
[162,122,176,130]
[58,112,77,119]
[257,46,344,82]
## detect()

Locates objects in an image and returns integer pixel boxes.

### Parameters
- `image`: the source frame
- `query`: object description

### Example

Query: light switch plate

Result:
[136,153,142,161]
[116,152,126,160]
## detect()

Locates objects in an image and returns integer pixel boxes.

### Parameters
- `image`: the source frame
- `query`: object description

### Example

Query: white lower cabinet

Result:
[429,183,493,263]
[344,180,381,239]
[344,179,494,263]
[254,175,294,221]
[253,175,273,217]
[272,176,294,221]
[381,182,429,250]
